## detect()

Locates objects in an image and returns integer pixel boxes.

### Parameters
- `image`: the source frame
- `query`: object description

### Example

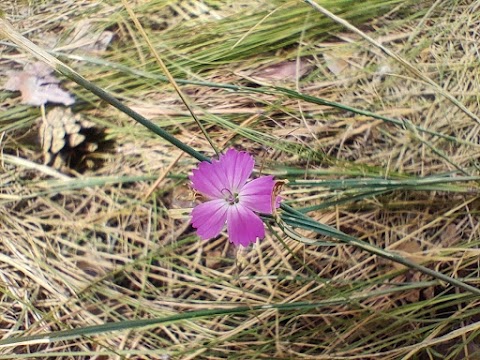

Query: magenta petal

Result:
[220,148,254,192]
[190,159,227,199]
[239,175,276,214]
[191,199,228,240]
[226,204,265,247]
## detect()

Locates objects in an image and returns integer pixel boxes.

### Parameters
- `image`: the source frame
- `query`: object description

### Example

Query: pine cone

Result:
[39,107,99,169]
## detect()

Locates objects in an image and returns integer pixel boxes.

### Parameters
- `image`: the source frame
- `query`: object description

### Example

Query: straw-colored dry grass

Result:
[1,0,480,359]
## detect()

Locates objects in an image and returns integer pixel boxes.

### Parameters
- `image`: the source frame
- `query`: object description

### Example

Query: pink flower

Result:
[190,148,280,247]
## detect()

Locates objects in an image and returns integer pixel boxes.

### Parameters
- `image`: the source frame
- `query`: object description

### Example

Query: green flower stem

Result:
[290,176,480,188]
[0,19,209,163]
[2,18,478,298]
[0,284,438,347]
[60,67,209,163]
[280,203,480,296]
[46,52,480,148]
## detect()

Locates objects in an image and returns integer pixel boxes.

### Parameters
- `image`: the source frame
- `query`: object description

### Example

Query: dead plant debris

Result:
[4,61,74,106]
[0,0,479,359]
[39,107,101,169]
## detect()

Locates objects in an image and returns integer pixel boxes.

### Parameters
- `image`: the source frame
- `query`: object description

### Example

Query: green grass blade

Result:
[279,203,480,296]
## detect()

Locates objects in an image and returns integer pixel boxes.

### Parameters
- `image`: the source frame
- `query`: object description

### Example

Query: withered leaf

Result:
[4,62,74,106]
[323,52,349,76]
[250,59,313,82]
[391,239,423,271]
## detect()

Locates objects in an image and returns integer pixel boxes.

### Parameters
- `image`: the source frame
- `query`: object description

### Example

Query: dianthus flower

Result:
[190,148,280,247]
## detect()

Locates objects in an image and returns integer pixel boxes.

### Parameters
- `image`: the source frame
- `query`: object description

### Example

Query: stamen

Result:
[221,188,239,205]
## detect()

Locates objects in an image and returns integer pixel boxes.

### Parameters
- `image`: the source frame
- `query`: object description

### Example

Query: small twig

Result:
[143,150,185,201]
[280,203,480,296]
[0,19,209,163]
[121,0,219,156]
[303,0,480,126]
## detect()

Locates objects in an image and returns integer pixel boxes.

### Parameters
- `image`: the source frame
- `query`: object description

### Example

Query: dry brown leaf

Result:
[323,52,350,76]
[439,224,459,248]
[322,45,358,78]
[422,285,435,300]
[250,59,313,82]
[205,250,225,270]
[404,271,422,303]
[62,19,114,53]
[389,239,424,271]
[323,53,350,76]
[4,62,74,106]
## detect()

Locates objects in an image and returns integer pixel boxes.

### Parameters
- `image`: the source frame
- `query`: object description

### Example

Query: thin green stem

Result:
[121,0,219,155]
[0,19,209,163]
[41,50,480,148]
[302,0,480,126]
[0,284,438,347]
[280,203,480,296]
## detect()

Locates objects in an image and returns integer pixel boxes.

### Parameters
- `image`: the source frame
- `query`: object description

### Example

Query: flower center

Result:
[221,188,239,205]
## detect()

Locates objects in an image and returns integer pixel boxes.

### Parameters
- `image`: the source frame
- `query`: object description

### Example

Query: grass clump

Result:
[0,0,480,359]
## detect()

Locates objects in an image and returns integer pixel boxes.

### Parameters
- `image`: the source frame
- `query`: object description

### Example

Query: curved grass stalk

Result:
[0,19,208,163]
[121,0,219,156]
[50,51,480,149]
[0,284,441,348]
[1,18,479,351]
[279,203,480,296]
[303,0,480,126]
